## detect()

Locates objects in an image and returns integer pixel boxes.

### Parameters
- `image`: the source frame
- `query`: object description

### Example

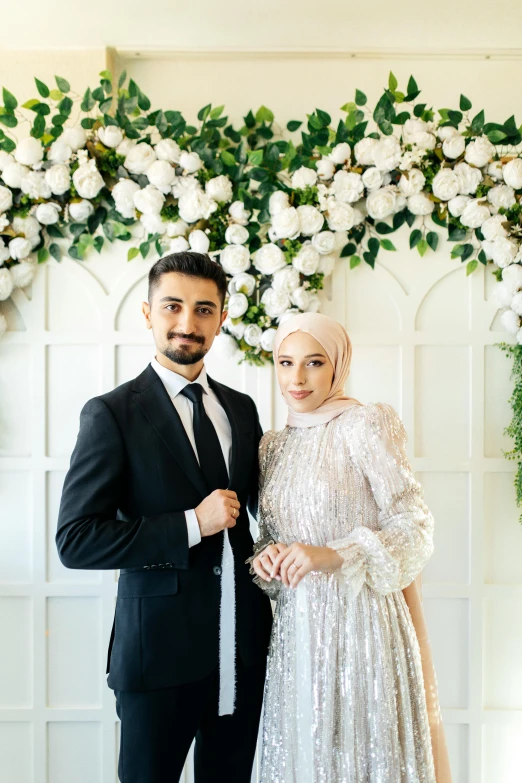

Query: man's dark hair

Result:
[148,251,228,308]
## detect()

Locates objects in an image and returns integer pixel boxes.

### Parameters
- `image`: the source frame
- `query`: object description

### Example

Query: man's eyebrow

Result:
[158,296,217,307]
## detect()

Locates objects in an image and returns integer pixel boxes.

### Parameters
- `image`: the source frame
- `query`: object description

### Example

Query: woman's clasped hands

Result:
[252,541,343,589]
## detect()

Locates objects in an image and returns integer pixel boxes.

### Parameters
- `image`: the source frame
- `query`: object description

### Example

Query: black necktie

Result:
[180,383,229,492]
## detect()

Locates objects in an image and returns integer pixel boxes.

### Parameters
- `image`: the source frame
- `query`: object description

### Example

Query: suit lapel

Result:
[132,365,209,498]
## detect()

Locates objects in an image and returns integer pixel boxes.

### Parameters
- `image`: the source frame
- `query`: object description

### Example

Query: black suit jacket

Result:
[56,363,273,692]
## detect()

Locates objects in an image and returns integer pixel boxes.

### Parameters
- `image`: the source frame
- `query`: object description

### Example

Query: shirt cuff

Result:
[185,509,202,548]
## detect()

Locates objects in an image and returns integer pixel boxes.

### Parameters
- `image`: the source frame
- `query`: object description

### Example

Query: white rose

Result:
[372,136,402,172]
[48,139,72,164]
[260,328,277,352]
[442,134,466,160]
[228,272,256,296]
[178,190,217,223]
[11,215,40,240]
[437,125,459,142]
[432,169,460,201]
[306,294,321,313]
[206,175,233,204]
[172,175,201,199]
[9,237,32,260]
[0,238,10,265]
[261,287,291,318]
[146,160,176,194]
[278,308,301,324]
[398,169,425,196]
[482,236,518,268]
[0,268,13,300]
[272,206,300,240]
[166,219,188,237]
[61,127,87,152]
[491,281,516,308]
[98,126,124,149]
[244,324,263,347]
[0,215,8,233]
[0,185,12,212]
[2,162,29,189]
[290,285,311,310]
[292,243,320,276]
[188,229,210,253]
[362,166,383,191]
[179,151,202,174]
[502,159,522,190]
[502,264,522,292]
[69,199,94,222]
[134,185,165,216]
[318,253,336,276]
[269,191,290,216]
[510,291,522,316]
[73,160,104,199]
[35,202,60,225]
[329,143,352,165]
[10,261,35,288]
[488,161,504,181]
[326,198,355,231]
[220,244,251,275]
[312,230,336,255]
[14,137,44,167]
[272,265,300,293]
[155,139,181,164]
[297,205,324,236]
[366,187,396,219]
[291,166,317,189]
[141,213,164,234]
[225,224,249,245]
[214,332,240,359]
[500,309,520,334]
[116,138,136,157]
[332,170,364,203]
[316,158,335,180]
[465,137,495,168]
[460,199,491,228]
[125,143,157,175]
[402,119,436,150]
[169,236,190,253]
[227,293,249,319]
[408,193,435,216]
[454,162,483,195]
[224,317,246,340]
[482,214,509,241]
[0,151,14,172]
[112,178,140,219]
[229,200,251,225]
[488,184,516,212]
[21,171,52,200]
[254,243,286,275]
[354,137,378,166]
[448,195,471,217]
[45,164,70,196]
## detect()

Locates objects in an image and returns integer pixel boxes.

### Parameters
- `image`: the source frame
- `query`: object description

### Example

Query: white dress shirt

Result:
[150,357,237,715]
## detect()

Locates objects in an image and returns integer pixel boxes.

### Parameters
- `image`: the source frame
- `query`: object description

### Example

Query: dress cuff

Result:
[185,509,202,548]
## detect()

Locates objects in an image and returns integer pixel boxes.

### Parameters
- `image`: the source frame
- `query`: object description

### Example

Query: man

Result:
[56,251,273,783]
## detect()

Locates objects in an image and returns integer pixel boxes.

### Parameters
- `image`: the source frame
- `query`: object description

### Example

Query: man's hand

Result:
[195,489,240,537]
[252,543,288,582]
[270,543,344,589]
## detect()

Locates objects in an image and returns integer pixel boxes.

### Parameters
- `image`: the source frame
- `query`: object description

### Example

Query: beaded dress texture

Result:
[255,402,436,783]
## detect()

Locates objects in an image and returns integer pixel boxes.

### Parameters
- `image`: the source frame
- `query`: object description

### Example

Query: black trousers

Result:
[115,659,266,783]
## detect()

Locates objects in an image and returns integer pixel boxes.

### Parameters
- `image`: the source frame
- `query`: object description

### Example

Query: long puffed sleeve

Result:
[327,402,434,600]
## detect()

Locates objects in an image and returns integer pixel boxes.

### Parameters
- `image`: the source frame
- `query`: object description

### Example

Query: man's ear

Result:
[142,301,152,329]
[217,309,228,334]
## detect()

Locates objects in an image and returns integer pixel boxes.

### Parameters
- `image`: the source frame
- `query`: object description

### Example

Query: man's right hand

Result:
[195,489,240,538]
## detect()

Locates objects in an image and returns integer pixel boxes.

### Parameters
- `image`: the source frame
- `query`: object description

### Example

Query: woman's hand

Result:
[252,543,288,583]
[271,543,344,589]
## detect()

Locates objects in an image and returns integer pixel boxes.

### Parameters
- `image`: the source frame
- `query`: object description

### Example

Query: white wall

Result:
[1,46,522,783]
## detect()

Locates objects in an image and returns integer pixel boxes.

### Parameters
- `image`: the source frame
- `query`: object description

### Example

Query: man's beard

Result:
[161,332,207,365]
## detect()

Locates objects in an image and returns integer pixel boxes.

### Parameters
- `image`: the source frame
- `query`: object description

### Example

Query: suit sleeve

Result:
[246,397,264,520]
[56,397,190,571]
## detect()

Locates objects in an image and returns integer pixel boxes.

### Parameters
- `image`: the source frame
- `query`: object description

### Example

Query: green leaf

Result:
[49,90,63,102]
[368,237,380,257]
[220,150,236,167]
[375,222,395,235]
[2,87,17,111]
[37,247,49,264]
[127,247,140,261]
[349,255,361,269]
[287,120,302,132]
[466,259,478,276]
[340,242,357,258]
[363,251,376,269]
[255,105,274,124]
[417,239,429,257]
[0,138,15,152]
[137,91,150,112]
[34,78,49,98]
[140,241,150,258]
[380,239,396,251]
[451,244,465,258]
[210,105,225,120]
[488,129,507,144]
[0,113,17,128]
[407,75,418,96]
[33,102,50,116]
[478,249,487,265]
[81,118,96,129]
[427,231,439,252]
[461,243,474,261]
[355,89,367,107]
[31,115,45,138]
[388,72,398,92]
[49,243,62,262]
[81,88,95,112]
[55,76,70,93]
[197,104,211,122]
[46,225,64,239]
[248,149,264,166]
[22,99,39,110]
[460,94,472,112]
[99,70,112,81]
[471,109,485,134]
[409,229,422,249]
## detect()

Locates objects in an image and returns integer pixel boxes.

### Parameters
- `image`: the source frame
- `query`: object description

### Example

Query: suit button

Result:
[166,563,173,569]
[143,565,150,570]
[150,564,158,570]
[158,563,165,569]
[213,566,222,576]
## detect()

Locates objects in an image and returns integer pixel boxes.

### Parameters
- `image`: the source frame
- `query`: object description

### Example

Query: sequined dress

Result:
[255,402,436,783]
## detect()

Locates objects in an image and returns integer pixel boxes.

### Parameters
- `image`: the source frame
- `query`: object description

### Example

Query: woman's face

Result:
[276,331,335,414]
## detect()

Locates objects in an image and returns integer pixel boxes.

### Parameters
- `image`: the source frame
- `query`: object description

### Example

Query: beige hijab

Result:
[273,312,362,427]
[273,312,452,783]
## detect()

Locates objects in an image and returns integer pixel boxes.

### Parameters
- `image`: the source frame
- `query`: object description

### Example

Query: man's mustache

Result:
[167,331,205,345]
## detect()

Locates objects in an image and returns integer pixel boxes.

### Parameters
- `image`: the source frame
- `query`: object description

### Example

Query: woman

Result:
[249,312,451,783]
